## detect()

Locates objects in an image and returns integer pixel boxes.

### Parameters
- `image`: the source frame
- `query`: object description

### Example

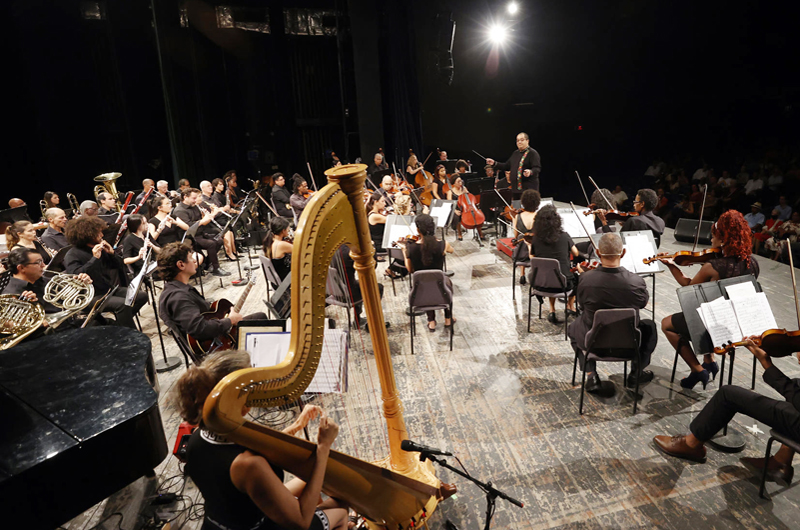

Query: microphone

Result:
[400,440,452,456]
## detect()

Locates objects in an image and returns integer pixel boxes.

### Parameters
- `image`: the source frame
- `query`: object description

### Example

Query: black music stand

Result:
[44,245,72,273]
[0,205,33,225]
[676,275,762,452]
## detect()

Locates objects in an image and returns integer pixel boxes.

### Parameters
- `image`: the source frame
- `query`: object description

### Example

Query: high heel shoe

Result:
[680,369,709,390]
[701,361,719,380]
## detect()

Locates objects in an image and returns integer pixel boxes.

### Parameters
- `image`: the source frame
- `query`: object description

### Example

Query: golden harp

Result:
[203,164,448,529]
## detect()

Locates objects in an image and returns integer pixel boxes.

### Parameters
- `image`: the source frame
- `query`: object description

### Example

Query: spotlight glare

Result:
[488,24,507,45]
[507,2,519,15]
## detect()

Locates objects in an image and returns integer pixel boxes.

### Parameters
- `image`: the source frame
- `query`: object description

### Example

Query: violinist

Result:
[569,233,655,395]
[525,205,578,323]
[598,188,665,247]
[263,217,293,285]
[366,192,407,278]
[654,336,799,483]
[402,214,455,331]
[271,173,293,219]
[511,190,541,284]
[290,177,312,219]
[377,175,395,199]
[431,164,448,201]
[447,175,484,241]
[393,194,413,216]
[659,210,759,389]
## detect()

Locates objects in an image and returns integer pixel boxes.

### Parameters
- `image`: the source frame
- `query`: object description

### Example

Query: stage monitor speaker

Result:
[674,218,713,244]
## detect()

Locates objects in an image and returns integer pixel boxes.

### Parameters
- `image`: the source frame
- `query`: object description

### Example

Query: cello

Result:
[411,149,435,206]
[457,189,485,231]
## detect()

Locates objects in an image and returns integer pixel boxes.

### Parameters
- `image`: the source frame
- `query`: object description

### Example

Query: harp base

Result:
[365,455,443,530]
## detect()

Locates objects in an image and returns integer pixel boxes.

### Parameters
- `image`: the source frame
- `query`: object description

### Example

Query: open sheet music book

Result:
[247,329,349,394]
[696,291,778,348]
[429,203,454,228]
[619,234,661,274]
[558,207,595,239]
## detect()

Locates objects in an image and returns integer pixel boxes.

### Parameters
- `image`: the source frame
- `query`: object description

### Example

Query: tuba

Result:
[204,164,447,529]
[94,172,123,212]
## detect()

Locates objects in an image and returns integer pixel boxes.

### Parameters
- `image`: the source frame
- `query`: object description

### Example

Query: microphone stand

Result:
[416,451,523,530]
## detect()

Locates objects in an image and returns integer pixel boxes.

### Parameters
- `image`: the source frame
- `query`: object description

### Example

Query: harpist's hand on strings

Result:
[296,405,322,428]
[317,415,339,449]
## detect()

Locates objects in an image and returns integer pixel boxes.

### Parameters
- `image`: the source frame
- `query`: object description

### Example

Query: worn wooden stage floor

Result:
[64,220,800,530]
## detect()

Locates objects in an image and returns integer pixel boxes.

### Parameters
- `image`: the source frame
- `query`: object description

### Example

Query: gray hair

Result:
[598,233,623,256]
[45,207,64,221]
[79,200,98,215]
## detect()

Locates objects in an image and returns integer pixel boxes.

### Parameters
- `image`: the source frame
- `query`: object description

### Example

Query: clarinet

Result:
[36,236,57,259]
[197,204,225,231]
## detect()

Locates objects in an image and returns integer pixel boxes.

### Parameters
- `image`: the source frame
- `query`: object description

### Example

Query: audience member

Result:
[775,195,792,221]
[744,173,764,196]
[611,186,628,208]
[744,202,765,231]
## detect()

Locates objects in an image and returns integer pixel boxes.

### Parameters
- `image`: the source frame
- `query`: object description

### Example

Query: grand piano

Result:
[0,327,169,529]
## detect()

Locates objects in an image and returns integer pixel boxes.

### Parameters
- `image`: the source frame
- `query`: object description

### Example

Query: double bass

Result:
[410,149,434,206]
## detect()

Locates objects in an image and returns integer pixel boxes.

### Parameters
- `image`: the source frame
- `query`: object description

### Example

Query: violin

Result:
[503,205,522,222]
[713,329,800,357]
[642,248,722,267]
[391,234,421,248]
[570,260,600,273]
[512,232,534,246]
[583,208,639,223]
[302,190,316,199]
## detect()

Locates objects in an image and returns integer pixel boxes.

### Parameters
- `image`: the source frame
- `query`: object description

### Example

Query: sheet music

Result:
[699,298,742,348]
[429,204,452,228]
[305,329,348,393]
[247,329,348,394]
[387,224,417,246]
[619,247,638,272]
[538,199,554,212]
[731,293,778,338]
[625,235,660,274]
[725,282,757,301]
[558,208,594,239]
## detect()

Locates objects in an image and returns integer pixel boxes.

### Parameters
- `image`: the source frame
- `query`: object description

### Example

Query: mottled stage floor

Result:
[63,220,800,530]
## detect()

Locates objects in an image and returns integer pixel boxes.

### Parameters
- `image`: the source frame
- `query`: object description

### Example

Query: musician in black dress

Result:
[431,164,448,201]
[402,214,455,331]
[511,189,540,283]
[64,216,147,329]
[486,132,541,191]
[263,217,292,286]
[525,204,579,323]
[598,188,666,247]
[271,173,293,219]
[5,221,52,265]
[178,350,349,530]
[660,210,759,389]
[122,215,157,277]
[158,242,266,343]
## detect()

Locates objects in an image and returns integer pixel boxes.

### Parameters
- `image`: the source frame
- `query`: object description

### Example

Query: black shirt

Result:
[149,215,181,246]
[12,242,51,265]
[64,245,127,293]
[529,232,575,281]
[602,210,666,247]
[185,429,285,530]
[122,233,145,276]
[272,186,292,218]
[174,203,208,238]
[493,147,541,190]
[406,238,445,272]
[159,280,232,341]
[41,227,69,251]
[568,266,649,350]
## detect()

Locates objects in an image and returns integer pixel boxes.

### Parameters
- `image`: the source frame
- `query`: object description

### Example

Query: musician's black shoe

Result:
[211,268,231,277]
[364,321,390,333]
[519,275,527,285]
[626,369,654,388]
[585,373,603,394]
[547,312,560,324]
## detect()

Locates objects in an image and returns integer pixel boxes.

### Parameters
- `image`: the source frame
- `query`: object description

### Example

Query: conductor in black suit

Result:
[486,132,541,191]
[568,233,656,394]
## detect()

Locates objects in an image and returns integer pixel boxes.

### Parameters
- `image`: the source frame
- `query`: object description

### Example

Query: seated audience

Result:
[611,185,628,209]
[744,202,765,231]
[775,195,792,222]
[754,209,783,255]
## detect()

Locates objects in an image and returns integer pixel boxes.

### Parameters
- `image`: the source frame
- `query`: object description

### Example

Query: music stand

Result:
[369,168,393,185]
[441,160,457,174]
[0,205,33,225]
[266,274,292,319]
[676,275,762,452]
[44,245,72,273]
[381,215,417,250]
[430,199,456,240]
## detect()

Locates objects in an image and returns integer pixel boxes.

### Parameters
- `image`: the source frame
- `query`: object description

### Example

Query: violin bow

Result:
[692,184,708,252]
[788,240,800,329]
[306,162,319,192]
[255,191,281,218]
[575,171,591,207]
[587,176,616,211]
[395,163,425,207]
[570,201,600,256]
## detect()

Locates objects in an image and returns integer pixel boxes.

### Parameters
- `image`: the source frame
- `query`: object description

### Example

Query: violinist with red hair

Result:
[658,210,760,389]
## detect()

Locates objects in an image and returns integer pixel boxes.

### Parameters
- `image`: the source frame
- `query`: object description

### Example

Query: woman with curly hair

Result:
[526,204,579,323]
[660,209,760,389]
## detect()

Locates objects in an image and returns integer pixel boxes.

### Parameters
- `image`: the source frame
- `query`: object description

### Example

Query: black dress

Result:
[406,239,451,321]
[527,232,576,291]
[149,216,180,246]
[122,233,145,276]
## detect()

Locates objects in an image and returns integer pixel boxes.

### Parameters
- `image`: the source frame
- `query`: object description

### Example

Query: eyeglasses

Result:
[26,259,44,266]
[633,200,643,205]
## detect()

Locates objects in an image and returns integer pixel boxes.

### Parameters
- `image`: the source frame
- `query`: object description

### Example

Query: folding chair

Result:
[408,270,454,355]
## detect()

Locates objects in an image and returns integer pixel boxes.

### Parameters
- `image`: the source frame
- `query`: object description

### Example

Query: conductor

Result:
[486,132,541,191]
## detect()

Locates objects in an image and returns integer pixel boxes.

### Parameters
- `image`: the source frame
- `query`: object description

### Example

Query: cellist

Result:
[447,175,484,241]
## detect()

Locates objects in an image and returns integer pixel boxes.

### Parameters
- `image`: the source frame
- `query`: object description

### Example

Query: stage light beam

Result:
[507,2,519,15]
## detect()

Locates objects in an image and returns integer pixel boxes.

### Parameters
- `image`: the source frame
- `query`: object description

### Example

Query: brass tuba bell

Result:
[94,172,123,212]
